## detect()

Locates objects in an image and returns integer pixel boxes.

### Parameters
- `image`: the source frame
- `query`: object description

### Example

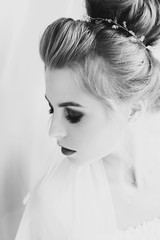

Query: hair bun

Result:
[85,0,160,46]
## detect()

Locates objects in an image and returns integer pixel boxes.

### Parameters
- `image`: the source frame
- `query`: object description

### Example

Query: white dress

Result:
[15,147,160,240]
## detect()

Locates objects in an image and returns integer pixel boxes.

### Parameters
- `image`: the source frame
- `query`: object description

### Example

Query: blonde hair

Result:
[39,0,160,188]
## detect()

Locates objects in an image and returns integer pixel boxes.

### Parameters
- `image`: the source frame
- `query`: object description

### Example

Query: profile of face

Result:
[45,68,128,165]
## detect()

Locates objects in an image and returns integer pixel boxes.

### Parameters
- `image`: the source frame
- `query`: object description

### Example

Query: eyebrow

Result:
[45,95,84,108]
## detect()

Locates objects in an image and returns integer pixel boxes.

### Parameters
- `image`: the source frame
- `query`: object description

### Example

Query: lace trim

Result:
[115,218,160,239]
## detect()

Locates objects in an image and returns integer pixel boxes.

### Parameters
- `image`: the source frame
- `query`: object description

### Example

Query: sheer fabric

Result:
[15,147,117,240]
[15,147,160,239]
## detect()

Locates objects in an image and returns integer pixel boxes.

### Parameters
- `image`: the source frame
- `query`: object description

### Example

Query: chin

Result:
[68,154,102,166]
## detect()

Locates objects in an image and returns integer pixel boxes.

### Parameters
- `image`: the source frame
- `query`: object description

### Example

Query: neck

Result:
[103,151,137,188]
[103,153,123,183]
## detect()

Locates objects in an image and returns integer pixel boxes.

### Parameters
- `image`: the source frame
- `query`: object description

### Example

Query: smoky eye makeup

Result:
[48,102,54,114]
[65,108,84,124]
[45,96,84,124]
[45,96,54,114]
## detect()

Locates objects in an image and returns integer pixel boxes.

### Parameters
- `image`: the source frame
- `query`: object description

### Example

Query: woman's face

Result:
[45,68,127,165]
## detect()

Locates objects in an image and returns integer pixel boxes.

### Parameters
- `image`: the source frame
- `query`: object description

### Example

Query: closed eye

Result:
[45,96,54,114]
[48,102,54,114]
[45,96,84,123]
[65,108,84,124]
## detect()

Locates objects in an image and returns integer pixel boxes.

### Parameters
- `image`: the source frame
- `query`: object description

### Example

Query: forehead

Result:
[45,68,125,118]
[45,68,102,107]
[45,68,81,96]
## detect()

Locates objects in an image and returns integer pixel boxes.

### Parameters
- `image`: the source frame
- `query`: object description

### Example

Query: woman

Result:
[15,0,160,239]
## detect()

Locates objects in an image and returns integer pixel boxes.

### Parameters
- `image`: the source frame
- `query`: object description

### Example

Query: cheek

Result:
[101,123,123,151]
[70,118,123,156]
[91,123,122,151]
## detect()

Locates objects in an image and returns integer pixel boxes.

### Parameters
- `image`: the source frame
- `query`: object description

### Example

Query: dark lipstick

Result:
[61,147,76,156]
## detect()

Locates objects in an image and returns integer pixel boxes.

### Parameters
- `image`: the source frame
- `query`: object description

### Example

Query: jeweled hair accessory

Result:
[84,16,146,49]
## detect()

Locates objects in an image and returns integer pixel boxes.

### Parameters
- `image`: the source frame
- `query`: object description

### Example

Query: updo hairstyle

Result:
[39,0,160,113]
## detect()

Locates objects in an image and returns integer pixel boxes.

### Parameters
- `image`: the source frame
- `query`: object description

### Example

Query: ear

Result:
[128,99,147,122]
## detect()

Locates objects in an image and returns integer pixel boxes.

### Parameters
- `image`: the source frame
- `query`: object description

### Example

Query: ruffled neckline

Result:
[113,218,160,240]
[21,150,160,240]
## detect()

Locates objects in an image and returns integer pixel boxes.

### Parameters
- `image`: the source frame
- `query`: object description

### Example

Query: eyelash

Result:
[49,105,54,114]
[48,103,54,114]
[65,108,83,124]
[48,105,83,124]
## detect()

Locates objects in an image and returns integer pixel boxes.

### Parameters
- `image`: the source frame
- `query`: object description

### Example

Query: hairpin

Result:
[84,16,146,49]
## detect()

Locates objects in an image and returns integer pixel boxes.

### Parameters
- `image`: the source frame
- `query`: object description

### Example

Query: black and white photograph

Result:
[1,0,160,239]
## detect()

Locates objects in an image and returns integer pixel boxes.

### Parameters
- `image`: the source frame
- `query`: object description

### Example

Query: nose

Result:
[49,116,67,139]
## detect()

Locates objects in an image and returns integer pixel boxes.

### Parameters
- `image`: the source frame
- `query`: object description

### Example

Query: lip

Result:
[61,147,76,156]
[57,143,76,156]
